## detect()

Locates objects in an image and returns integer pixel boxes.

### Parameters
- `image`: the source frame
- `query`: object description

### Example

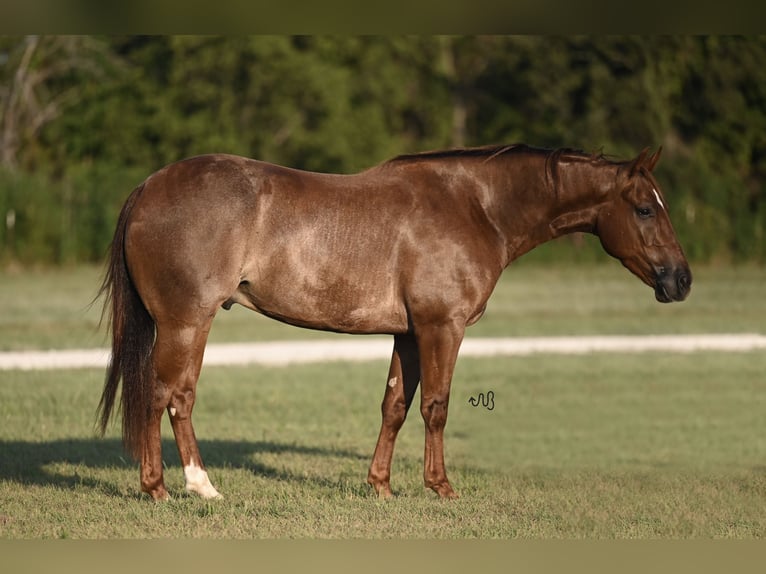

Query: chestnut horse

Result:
[97,144,691,500]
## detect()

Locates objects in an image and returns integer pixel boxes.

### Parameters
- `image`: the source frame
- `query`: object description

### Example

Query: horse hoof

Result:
[367,479,393,499]
[184,463,222,499]
[147,488,171,501]
[376,488,394,500]
[430,483,459,500]
[186,485,223,499]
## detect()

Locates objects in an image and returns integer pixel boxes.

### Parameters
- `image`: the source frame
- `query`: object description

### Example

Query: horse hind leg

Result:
[140,395,171,501]
[151,318,222,500]
[367,333,420,498]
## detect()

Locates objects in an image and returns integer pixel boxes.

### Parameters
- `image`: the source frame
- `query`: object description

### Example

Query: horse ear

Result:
[629,147,651,177]
[646,146,662,171]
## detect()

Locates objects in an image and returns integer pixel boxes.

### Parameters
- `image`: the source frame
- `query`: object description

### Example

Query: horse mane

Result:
[386,144,532,165]
[386,144,615,166]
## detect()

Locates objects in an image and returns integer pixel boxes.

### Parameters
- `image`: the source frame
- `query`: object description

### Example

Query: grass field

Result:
[1,262,765,539]
[1,352,766,538]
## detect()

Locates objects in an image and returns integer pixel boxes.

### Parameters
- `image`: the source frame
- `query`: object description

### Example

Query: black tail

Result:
[96,183,155,459]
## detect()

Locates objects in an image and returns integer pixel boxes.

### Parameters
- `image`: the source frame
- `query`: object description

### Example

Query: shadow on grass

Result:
[0,437,372,497]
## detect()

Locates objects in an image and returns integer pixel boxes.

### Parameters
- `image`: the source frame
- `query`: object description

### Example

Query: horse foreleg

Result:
[367,333,420,498]
[416,321,464,499]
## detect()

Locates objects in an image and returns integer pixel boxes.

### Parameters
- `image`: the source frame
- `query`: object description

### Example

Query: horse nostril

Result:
[677,272,691,293]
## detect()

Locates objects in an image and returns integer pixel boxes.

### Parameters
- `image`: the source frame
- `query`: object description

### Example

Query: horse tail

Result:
[96,182,155,460]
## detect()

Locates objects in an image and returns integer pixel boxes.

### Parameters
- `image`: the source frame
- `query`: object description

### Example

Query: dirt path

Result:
[1,333,764,371]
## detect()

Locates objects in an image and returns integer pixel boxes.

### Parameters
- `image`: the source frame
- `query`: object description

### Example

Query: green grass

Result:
[2,352,766,538]
[0,261,765,350]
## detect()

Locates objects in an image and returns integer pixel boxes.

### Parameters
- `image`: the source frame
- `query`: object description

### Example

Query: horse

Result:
[97,144,691,501]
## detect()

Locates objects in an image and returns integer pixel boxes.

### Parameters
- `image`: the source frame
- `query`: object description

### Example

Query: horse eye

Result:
[636,206,653,219]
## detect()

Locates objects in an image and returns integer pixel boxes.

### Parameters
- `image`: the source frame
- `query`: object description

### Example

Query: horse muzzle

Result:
[654,266,692,303]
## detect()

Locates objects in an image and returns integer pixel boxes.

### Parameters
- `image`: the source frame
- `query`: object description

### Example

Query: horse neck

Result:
[487,153,619,265]
[547,156,619,236]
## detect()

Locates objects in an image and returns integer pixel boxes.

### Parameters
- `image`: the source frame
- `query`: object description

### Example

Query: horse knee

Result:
[421,397,448,429]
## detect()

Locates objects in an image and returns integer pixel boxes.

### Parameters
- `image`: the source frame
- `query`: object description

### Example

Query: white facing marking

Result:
[169,407,177,417]
[184,461,222,499]
[652,187,666,211]
[388,376,398,388]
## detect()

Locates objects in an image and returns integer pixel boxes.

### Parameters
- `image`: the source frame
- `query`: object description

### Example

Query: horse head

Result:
[596,147,692,302]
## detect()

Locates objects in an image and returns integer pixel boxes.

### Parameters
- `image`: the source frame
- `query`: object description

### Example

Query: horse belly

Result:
[234,271,408,335]
[233,244,408,334]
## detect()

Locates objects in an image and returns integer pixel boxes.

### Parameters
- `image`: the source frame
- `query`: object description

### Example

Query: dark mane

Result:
[387,144,534,164]
[386,144,615,166]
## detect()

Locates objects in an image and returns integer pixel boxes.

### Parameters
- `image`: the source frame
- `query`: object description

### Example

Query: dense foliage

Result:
[1,35,764,265]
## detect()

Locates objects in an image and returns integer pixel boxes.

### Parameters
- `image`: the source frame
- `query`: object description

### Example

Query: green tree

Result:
[0,35,112,173]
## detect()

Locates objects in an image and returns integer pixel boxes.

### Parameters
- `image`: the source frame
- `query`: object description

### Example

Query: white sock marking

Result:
[184,461,222,499]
